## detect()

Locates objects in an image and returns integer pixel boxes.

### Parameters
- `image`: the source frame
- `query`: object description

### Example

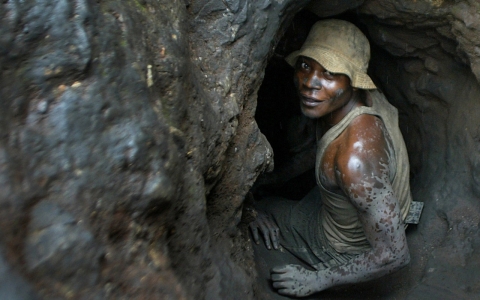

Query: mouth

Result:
[299,94,323,107]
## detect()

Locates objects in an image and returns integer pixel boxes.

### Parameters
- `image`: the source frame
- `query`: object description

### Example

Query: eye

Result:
[296,58,310,71]
[323,70,334,78]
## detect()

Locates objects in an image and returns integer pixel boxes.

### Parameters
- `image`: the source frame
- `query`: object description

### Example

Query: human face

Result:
[294,56,354,123]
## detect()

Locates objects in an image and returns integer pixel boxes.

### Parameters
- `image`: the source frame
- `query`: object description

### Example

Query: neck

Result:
[325,89,363,127]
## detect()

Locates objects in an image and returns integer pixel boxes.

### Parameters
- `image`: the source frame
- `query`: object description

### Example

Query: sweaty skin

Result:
[250,57,410,297]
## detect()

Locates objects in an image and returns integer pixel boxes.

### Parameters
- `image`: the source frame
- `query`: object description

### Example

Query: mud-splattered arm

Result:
[271,116,410,297]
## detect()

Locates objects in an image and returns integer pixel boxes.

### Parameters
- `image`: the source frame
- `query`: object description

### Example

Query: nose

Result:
[303,72,323,90]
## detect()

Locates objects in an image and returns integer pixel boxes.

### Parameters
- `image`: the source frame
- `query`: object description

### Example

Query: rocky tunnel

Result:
[254,2,480,299]
[0,0,479,299]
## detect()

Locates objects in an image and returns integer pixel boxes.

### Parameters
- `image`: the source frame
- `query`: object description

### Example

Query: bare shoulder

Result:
[334,113,392,206]
[343,113,387,145]
[336,114,390,164]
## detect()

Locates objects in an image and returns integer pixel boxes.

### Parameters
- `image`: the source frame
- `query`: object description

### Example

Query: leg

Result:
[254,187,325,267]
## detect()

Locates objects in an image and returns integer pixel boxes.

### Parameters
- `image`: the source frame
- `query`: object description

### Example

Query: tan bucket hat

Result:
[285,19,376,90]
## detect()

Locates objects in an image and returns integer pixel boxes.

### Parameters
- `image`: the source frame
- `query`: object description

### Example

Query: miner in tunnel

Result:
[249,19,413,297]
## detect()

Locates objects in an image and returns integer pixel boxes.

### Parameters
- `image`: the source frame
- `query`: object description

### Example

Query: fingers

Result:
[258,214,279,250]
[272,280,290,289]
[271,273,290,282]
[249,223,260,244]
[271,268,292,290]
[271,266,288,274]
[258,221,272,249]
[249,212,281,250]
[277,287,310,297]
[271,264,296,274]
[271,264,304,282]
[276,289,292,296]
[271,228,279,250]
[271,265,316,297]
[271,267,296,297]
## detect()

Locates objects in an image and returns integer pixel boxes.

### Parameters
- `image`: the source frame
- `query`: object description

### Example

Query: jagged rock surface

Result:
[0,0,309,298]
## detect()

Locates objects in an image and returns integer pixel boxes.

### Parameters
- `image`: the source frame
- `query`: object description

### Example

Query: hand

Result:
[249,211,280,250]
[271,264,319,297]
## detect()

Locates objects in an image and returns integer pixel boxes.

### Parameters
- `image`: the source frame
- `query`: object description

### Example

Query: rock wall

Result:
[1,0,480,299]
[0,0,307,298]
[360,1,480,297]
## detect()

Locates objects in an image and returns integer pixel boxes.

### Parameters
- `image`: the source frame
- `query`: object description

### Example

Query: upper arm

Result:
[335,115,409,265]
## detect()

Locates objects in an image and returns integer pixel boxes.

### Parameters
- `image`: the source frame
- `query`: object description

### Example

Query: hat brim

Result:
[286,48,377,90]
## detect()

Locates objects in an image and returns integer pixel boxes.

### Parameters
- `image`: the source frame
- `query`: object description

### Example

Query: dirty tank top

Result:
[315,90,412,254]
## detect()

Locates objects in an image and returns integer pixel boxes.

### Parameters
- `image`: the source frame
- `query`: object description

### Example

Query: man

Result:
[250,19,412,297]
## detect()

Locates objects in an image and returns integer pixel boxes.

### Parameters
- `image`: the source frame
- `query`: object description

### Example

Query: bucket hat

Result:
[286,19,376,89]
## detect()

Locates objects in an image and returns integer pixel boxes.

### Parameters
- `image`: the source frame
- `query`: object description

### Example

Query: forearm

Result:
[271,247,410,297]
[318,248,410,291]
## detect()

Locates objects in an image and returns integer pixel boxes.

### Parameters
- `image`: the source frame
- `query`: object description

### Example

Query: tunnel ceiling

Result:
[0,0,479,299]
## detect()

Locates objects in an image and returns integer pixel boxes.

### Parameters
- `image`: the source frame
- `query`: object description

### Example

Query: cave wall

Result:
[1,0,480,299]
[0,0,309,299]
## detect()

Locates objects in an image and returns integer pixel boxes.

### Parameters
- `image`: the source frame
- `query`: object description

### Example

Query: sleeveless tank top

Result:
[315,90,412,254]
